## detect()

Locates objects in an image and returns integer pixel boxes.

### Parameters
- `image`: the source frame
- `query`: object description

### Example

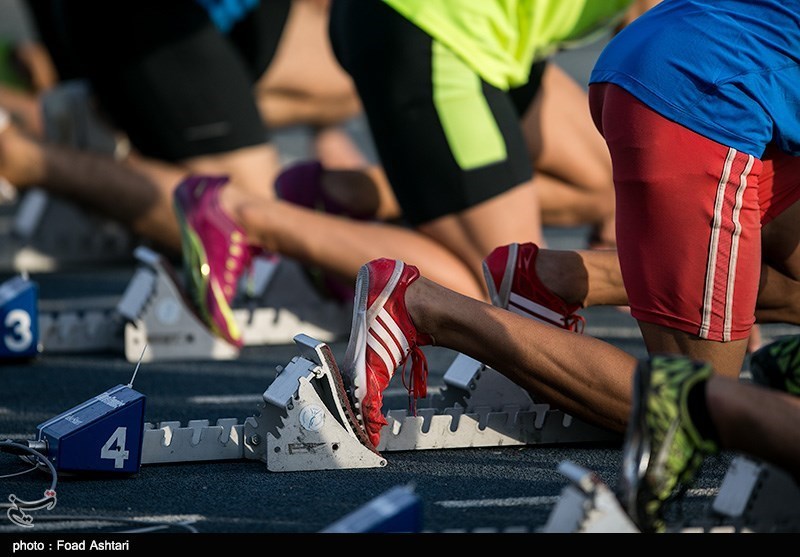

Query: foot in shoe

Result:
[483,242,585,332]
[173,175,265,347]
[341,258,433,448]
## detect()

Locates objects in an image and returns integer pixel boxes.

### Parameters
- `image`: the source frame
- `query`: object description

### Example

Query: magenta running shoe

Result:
[483,242,585,332]
[341,258,433,448]
[173,175,262,347]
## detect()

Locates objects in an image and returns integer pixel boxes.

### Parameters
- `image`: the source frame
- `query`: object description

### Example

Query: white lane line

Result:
[0,515,204,533]
[435,487,717,510]
[188,394,261,404]
[435,496,559,509]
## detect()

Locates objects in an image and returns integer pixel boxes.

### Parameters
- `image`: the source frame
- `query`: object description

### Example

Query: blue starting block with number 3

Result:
[0,275,40,360]
[36,384,146,474]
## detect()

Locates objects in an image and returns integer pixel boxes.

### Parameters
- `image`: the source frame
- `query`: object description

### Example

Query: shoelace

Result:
[400,345,429,416]
[565,313,586,334]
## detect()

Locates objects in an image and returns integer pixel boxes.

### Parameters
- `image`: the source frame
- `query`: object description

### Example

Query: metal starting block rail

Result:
[140,334,385,471]
[377,353,620,451]
[0,81,136,274]
[243,334,385,471]
[38,295,125,354]
[11,245,351,360]
[542,461,640,533]
[712,455,800,531]
[139,336,617,472]
[118,246,351,362]
[542,457,800,533]
[0,190,135,273]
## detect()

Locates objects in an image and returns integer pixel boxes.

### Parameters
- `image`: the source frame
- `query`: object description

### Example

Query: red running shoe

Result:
[173,175,265,347]
[482,242,585,332]
[341,258,433,448]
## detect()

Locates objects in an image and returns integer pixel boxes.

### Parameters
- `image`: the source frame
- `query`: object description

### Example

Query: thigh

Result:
[759,148,800,280]
[258,0,354,102]
[521,63,612,192]
[330,0,532,226]
[226,0,291,80]
[591,83,762,343]
[57,0,268,161]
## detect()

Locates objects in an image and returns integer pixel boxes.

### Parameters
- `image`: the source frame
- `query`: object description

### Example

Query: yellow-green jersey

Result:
[383,0,634,90]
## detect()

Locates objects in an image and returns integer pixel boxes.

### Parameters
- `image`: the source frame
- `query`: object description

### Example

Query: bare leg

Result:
[312,128,402,221]
[405,274,636,432]
[543,254,800,326]
[755,264,800,324]
[229,190,486,300]
[521,64,616,246]
[2,102,488,302]
[638,323,749,379]
[418,181,544,297]
[255,0,361,128]
[708,376,800,480]
[0,85,44,138]
[0,120,184,252]
[181,144,282,203]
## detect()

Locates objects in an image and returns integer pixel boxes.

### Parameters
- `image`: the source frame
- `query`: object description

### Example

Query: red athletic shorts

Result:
[589,83,800,342]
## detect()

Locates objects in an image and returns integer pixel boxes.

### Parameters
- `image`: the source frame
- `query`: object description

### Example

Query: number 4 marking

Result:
[101,427,130,469]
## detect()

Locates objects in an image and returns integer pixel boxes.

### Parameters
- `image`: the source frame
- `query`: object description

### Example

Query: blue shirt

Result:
[195,0,259,33]
[590,0,800,158]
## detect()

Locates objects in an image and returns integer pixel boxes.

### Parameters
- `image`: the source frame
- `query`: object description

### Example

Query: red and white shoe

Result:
[482,242,585,332]
[341,258,433,448]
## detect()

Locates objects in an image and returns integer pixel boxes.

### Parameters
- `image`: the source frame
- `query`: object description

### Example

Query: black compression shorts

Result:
[330,0,543,225]
[29,0,291,161]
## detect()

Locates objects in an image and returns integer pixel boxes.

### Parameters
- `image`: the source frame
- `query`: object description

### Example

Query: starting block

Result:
[0,274,40,359]
[0,190,136,273]
[28,245,352,360]
[118,246,351,362]
[541,461,639,533]
[37,295,125,354]
[0,80,136,273]
[139,334,385,471]
[377,353,620,452]
[543,457,800,533]
[712,455,800,532]
[242,334,385,471]
[0,270,125,355]
[138,335,618,472]
[118,246,239,362]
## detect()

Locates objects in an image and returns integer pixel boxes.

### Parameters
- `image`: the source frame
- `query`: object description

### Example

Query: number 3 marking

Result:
[4,309,33,352]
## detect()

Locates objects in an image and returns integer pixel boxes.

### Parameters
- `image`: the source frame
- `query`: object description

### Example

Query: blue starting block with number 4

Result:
[35,384,146,475]
[0,274,40,359]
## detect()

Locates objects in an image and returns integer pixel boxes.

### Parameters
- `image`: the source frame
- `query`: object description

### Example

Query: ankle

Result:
[3,125,47,188]
[405,276,437,342]
[536,250,587,306]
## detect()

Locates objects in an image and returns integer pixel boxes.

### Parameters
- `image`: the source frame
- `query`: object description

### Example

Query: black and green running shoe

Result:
[750,335,800,396]
[619,355,719,533]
